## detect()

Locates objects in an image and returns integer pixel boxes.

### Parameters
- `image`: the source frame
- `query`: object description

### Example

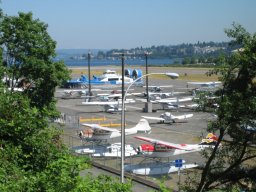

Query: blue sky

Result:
[2,0,256,49]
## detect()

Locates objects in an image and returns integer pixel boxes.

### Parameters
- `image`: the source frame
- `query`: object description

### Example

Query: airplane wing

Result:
[148,92,172,96]
[97,93,110,96]
[157,97,193,103]
[81,123,120,132]
[134,136,194,150]
[187,81,221,87]
[141,116,165,121]
[144,85,173,88]
[81,101,120,105]
[81,99,135,105]
[107,93,133,98]
[172,114,194,120]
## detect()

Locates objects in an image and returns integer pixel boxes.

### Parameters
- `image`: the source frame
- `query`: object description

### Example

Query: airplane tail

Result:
[200,133,218,145]
[133,119,151,133]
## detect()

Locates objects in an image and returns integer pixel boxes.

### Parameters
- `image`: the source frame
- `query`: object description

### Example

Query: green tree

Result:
[183,23,256,191]
[0,91,85,191]
[182,57,190,65]
[0,12,70,111]
[0,90,132,191]
[0,11,132,192]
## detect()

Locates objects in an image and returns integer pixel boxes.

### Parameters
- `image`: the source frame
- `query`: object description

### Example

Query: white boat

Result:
[94,70,134,84]
[72,143,137,157]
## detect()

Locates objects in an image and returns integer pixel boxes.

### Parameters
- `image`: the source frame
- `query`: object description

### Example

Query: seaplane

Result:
[96,92,134,101]
[187,81,222,88]
[79,118,151,142]
[81,98,136,113]
[133,85,185,100]
[59,88,102,99]
[155,97,194,110]
[73,143,137,157]
[186,81,221,96]
[141,112,193,124]
[124,160,198,175]
[135,133,218,158]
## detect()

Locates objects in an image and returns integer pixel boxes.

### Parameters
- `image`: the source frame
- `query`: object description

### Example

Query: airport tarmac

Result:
[55,68,216,191]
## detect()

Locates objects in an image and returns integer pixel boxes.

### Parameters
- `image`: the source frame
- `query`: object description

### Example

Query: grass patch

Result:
[179,74,219,81]
[69,67,220,82]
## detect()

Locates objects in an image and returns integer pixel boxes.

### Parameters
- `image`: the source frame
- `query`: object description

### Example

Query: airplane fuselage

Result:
[137,143,213,158]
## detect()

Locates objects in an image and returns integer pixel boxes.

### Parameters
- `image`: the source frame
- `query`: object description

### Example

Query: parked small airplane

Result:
[96,92,133,100]
[62,89,88,96]
[133,85,185,100]
[156,97,194,110]
[81,98,135,113]
[187,81,221,88]
[141,112,193,124]
[73,143,137,157]
[79,118,151,142]
[146,85,173,92]
[135,133,218,158]
[124,160,198,175]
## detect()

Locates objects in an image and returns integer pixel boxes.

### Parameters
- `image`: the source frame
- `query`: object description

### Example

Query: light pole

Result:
[145,52,150,103]
[144,51,152,112]
[88,52,92,98]
[120,72,179,183]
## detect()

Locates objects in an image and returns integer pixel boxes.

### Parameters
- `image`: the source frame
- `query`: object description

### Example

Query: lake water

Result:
[63,58,180,67]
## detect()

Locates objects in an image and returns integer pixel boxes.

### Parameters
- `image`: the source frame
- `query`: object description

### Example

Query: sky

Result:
[1,0,256,49]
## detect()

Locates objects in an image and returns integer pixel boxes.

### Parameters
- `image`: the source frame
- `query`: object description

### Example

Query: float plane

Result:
[155,97,194,110]
[135,133,218,158]
[79,118,151,142]
[187,81,221,88]
[124,160,198,175]
[81,98,135,113]
[141,112,193,124]
[73,142,137,157]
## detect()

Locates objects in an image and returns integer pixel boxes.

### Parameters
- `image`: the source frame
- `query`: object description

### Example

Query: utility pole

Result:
[145,52,149,102]
[144,51,152,112]
[88,52,92,98]
[121,53,125,183]
[112,51,133,183]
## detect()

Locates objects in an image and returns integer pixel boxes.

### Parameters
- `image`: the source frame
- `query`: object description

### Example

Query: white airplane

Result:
[144,85,173,93]
[155,97,194,110]
[135,133,218,158]
[124,160,198,175]
[96,92,133,100]
[73,143,137,157]
[58,88,102,99]
[133,85,185,100]
[141,112,193,124]
[81,98,135,113]
[187,81,222,88]
[79,118,151,142]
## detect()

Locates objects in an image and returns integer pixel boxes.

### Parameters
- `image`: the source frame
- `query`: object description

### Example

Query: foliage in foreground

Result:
[0,11,132,191]
[182,23,256,191]
[0,86,132,192]
[0,12,70,112]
